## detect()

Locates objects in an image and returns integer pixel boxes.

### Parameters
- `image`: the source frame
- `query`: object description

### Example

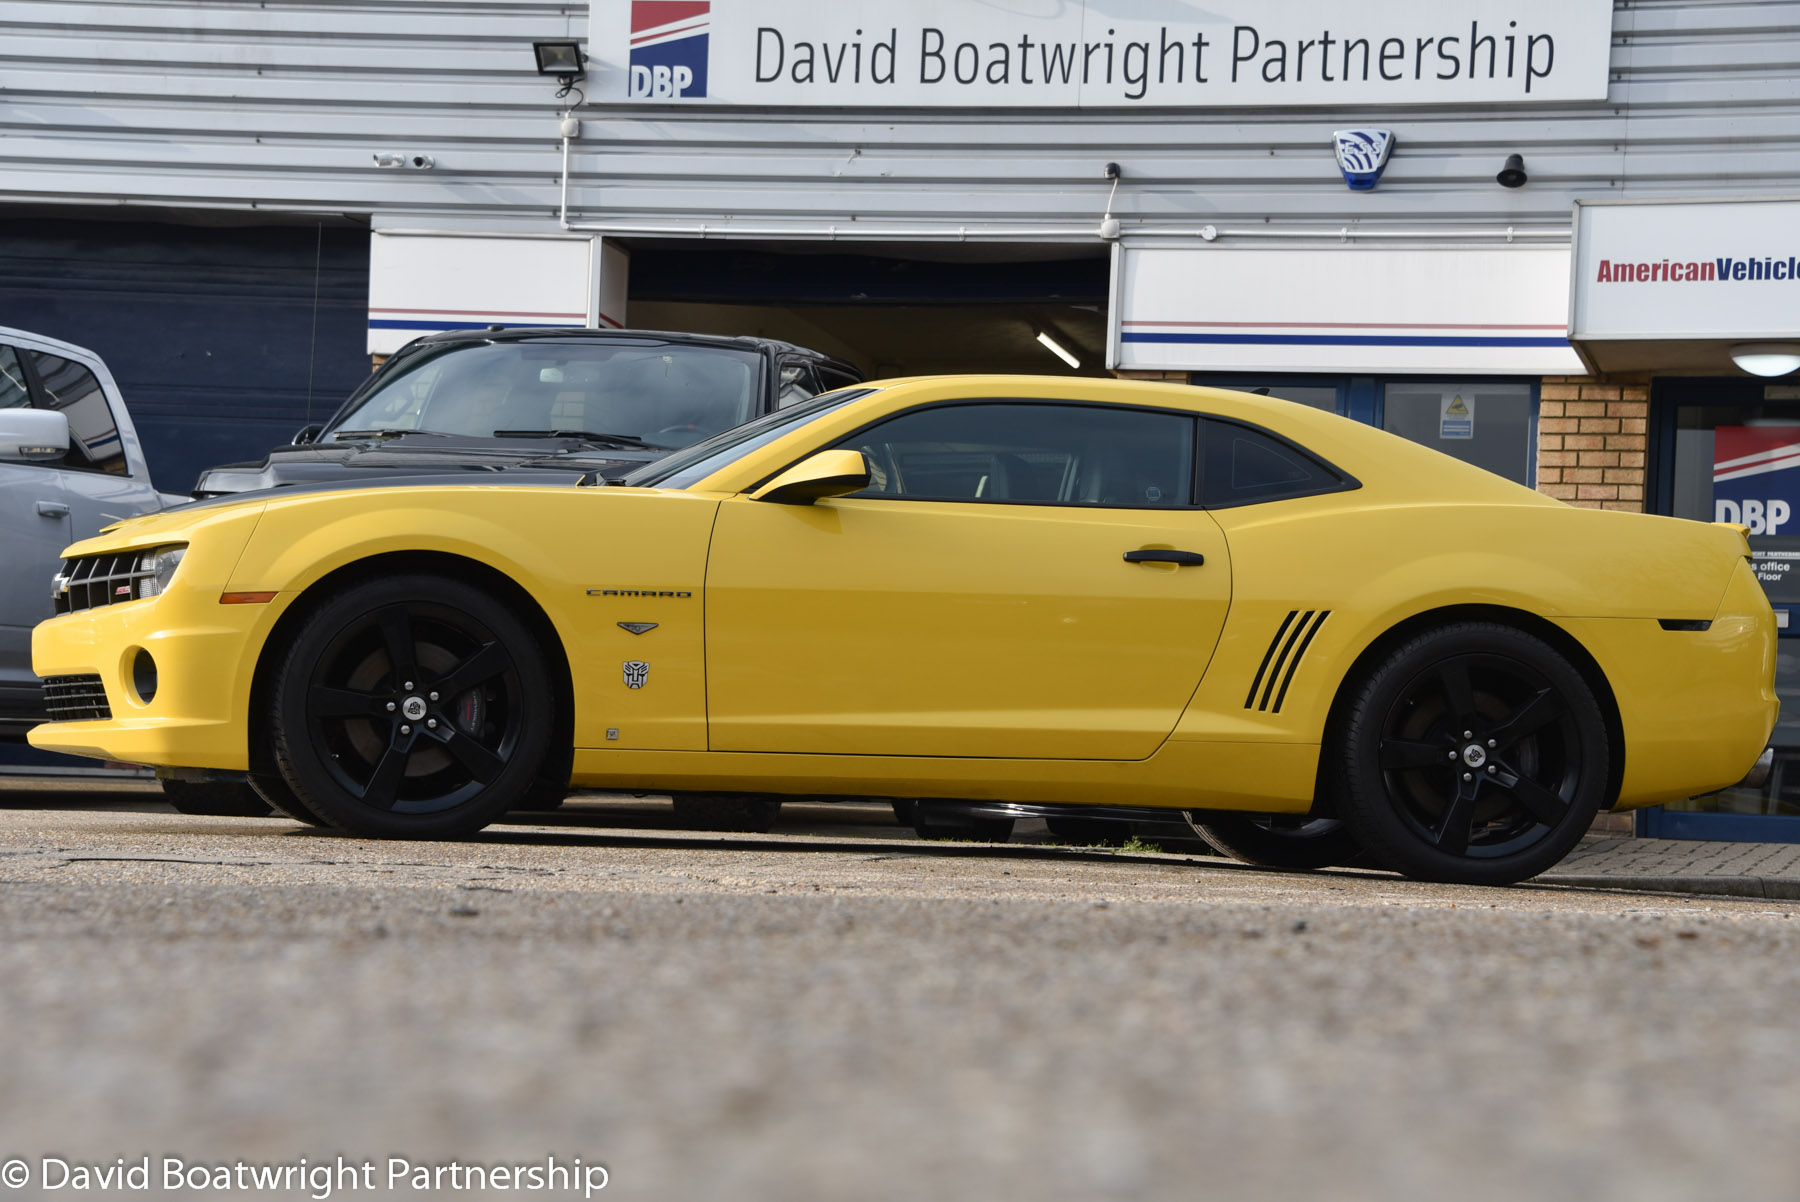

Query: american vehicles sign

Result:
[595,0,1613,108]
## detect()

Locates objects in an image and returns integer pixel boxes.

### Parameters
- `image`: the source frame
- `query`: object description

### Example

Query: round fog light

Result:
[130,648,157,705]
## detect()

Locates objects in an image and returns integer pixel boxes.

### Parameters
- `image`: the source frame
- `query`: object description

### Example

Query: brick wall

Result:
[1535,375,1652,513]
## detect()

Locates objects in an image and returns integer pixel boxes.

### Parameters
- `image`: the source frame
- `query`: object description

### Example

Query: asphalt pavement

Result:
[1,790,1797,1201]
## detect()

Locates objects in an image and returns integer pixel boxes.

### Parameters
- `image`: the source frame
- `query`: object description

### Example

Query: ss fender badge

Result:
[623,661,649,689]
[618,622,658,635]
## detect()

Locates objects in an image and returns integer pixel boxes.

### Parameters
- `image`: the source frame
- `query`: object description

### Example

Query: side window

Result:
[837,402,1195,508]
[25,351,128,475]
[1201,419,1346,508]
[778,361,821,408]
[817,365,862,393]
[0,346,30,410]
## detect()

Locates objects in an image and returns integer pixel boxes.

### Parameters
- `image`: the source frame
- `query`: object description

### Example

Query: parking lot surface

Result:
[2,790,1797,1201]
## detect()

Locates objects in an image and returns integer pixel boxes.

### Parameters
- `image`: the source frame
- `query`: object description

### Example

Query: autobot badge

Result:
[623,661,650,689]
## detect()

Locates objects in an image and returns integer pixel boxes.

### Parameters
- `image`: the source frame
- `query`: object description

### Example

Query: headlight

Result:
[134,545,187,599]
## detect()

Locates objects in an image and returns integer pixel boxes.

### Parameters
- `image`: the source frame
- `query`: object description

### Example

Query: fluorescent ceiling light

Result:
[1036,331,1081,369]
[1731,343,1800,378]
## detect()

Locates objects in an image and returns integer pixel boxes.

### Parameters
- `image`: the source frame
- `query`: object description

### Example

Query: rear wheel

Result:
[912,802,1014,843]
[161,778,273,817]
[671,793,781,833]
[1336,622,1608,886]
[249,770,327,826]
[270,575,554,840]
[1184,814,1361,870]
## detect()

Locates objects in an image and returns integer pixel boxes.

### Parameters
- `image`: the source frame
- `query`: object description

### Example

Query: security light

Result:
[533,41,585,77]
[1496,154,1528,188]
[1731,343,1800,377]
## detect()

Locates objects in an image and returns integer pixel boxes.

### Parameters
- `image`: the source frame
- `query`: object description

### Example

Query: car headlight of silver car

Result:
[134,545,187,599]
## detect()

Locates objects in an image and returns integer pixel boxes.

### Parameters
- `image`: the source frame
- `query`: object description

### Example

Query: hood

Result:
[192,434,661,497]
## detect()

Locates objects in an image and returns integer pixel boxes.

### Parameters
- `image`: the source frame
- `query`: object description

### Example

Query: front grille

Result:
[54,552,146,615]
[42,674,111,722]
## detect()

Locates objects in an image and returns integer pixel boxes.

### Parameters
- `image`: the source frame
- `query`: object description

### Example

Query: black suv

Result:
[192,328,863,497]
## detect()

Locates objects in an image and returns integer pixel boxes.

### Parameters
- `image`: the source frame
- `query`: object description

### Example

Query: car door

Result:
[22,347,163,540]
[702,399,1232,760]
[0,343,73,727]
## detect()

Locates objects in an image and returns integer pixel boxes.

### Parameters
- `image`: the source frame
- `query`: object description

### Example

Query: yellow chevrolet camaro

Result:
[29,377,1777,885]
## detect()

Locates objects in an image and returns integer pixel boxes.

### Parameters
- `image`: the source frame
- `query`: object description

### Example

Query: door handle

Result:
[36,501,69,518]
[1123,549,1205,566]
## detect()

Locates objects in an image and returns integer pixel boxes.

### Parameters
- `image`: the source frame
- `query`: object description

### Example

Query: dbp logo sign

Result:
[630,1,710,98]
[1713,426,1800,534]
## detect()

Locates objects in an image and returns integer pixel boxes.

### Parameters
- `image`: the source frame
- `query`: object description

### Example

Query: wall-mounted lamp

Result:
[1036,331,1082,370]
[1731,343,1800,377]
[1496,153,1528,188]
[534,40,587,99]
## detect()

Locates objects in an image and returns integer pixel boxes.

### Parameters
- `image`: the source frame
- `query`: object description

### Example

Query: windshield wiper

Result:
[492,429,660,449]
[327,428,455,441]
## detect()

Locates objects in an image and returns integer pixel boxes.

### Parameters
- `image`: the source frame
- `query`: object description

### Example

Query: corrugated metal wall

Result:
[1,1,1797,239]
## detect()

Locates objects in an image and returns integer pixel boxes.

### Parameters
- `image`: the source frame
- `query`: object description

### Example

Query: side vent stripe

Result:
[1272,611,1330,712]
[1245,609,1331,714]
[1245,610,1299,708]
[1259,610,1316,712]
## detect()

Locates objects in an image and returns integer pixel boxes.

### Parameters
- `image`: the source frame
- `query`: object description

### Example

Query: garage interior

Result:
[624,241,1112,381]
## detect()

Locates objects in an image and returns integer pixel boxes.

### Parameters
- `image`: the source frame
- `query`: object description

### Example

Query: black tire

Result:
[1184,814,1362,870]
[161,778,274,817]
[1336,622,1609,886]
[890,799,917,826]
[269,574,555,840]
[912,802,1014,843]
[248,770,328,826]
[1044,816,1129,846]
[671,793,781,833]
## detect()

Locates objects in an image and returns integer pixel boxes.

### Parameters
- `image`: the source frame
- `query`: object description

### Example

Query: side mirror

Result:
[750,449,871,505]
[291,423,323,446]
[0,409,69,463]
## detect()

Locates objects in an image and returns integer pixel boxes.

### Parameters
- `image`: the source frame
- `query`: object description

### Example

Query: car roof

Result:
[407,325,850,366]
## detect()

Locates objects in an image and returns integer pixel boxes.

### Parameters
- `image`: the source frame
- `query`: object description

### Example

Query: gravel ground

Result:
[1,794,1797,1202]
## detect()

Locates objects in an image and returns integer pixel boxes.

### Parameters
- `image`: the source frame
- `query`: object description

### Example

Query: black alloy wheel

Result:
[270,575,553,839]
[1184,813,1364,870]
[1337,622,1608,886]
[160,778,275,818]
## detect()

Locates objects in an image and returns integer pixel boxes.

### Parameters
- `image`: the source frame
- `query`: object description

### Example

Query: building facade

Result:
[1,0,1797,833]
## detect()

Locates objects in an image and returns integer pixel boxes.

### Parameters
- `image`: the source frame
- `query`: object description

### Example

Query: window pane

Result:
[26,350,127,475]
[1382,382,1532,483]
[839,402,1194,508]
[0,346,29,409]
[1201,420,1344,507]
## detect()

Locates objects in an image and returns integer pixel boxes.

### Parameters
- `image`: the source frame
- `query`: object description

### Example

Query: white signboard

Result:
[1115,245,1583,375]
[1570,198,1800,341]
[598,0,1612,107]
[367,234,627,356]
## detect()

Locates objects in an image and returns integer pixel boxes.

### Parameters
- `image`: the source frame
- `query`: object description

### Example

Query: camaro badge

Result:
[618,622,658,635]
[623,661,649,689]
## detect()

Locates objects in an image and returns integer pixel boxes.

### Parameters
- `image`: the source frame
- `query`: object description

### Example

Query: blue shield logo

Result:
[1333,129,1395,191]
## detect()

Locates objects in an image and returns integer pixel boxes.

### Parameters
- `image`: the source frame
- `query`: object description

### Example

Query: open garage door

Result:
[625,242,1110,380]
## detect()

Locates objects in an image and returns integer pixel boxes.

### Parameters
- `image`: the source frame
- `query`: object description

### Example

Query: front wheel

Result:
[1185,814,1362,870]
[1336,622,1609,886]
[161,778,274,817]
[269,575,555,840]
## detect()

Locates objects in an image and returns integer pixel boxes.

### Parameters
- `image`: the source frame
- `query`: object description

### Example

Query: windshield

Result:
[623,388,875,489]
[326,340,764,450]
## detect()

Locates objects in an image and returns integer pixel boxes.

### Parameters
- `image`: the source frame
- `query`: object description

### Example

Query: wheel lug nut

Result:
[386,702,396,712]
[428,692,439,701]
[1487,739,1497,748]
[1462,772,1473,781]
[1486,766,1496,774]
[400,725,411,735]
[1463,730,1473,739]
[404,681,414,690]
[1448,751,1457,759]
[427,719,437,729]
